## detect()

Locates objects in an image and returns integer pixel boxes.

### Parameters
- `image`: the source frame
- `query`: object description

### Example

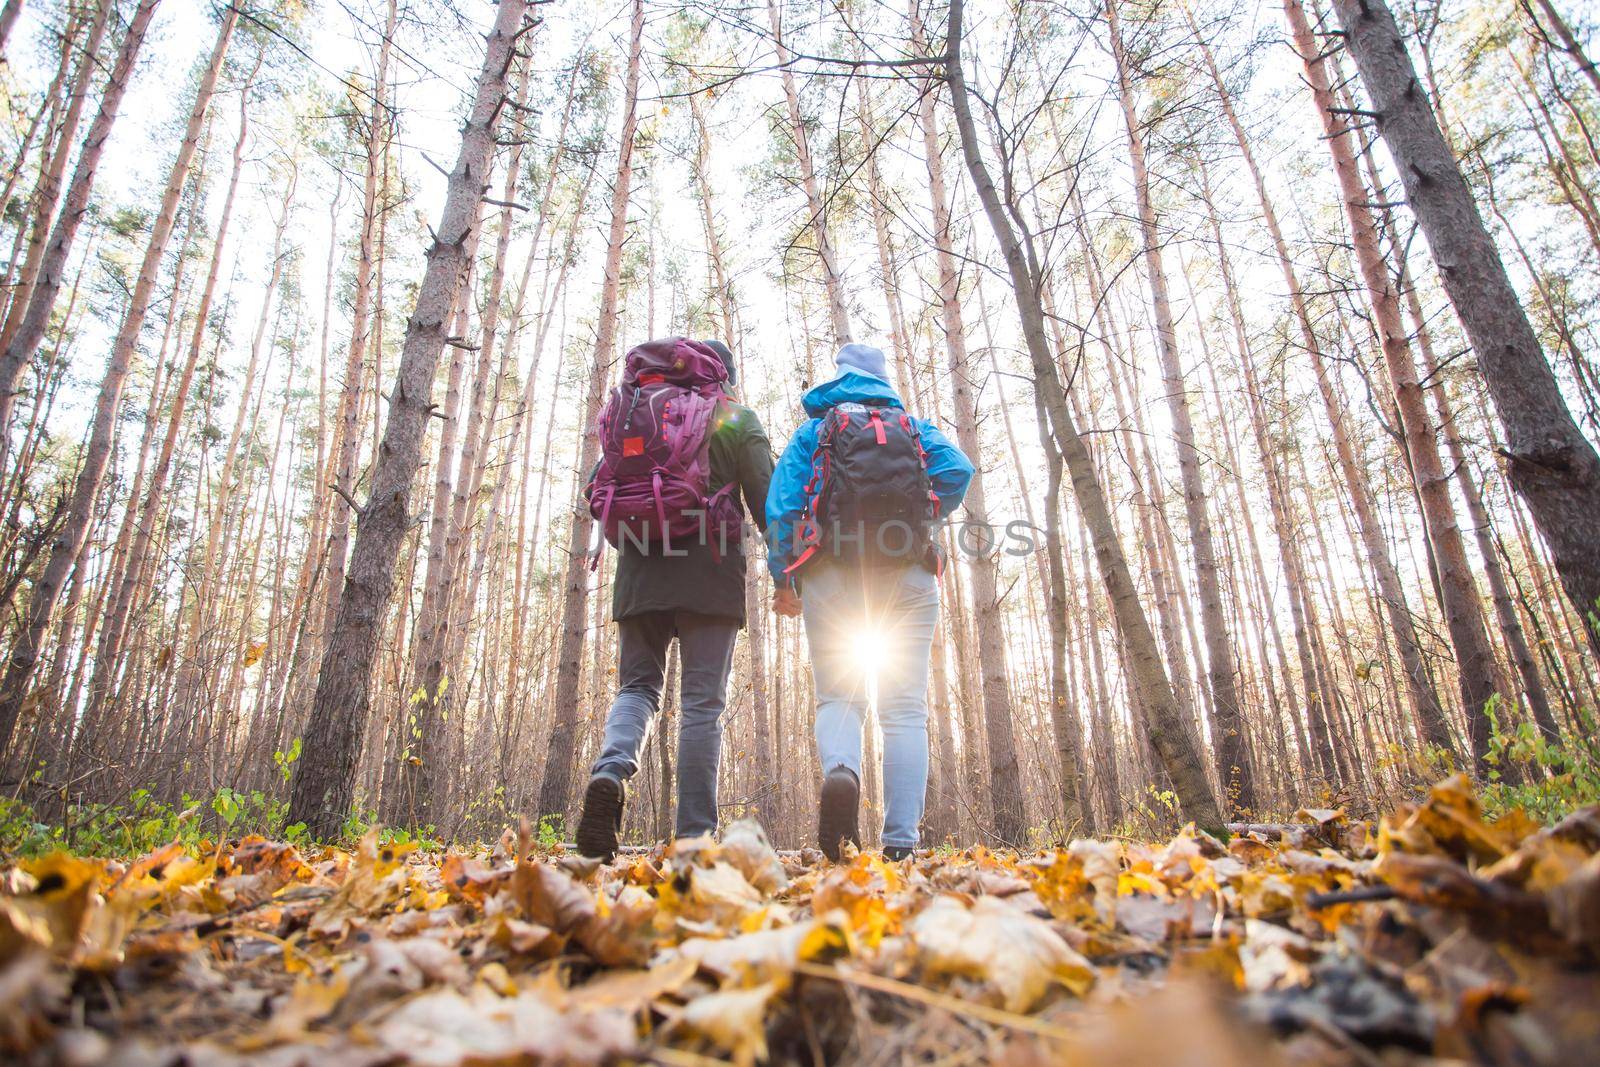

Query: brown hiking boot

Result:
[575,773,625,860]
[817,768,860,862]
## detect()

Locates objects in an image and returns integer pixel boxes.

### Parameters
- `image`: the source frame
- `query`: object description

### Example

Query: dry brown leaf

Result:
[678,980,780,1067]
[676,915,849,982]
[237,974,349,1050]
[308,832,414,939]
[577,883,657,966]
[675,861,766,927]
[720,818,788,894]
[0,853,101,962]
[438,851,509,906]
[511,856,597,933]
[566,953,698,1010]
[1544,851,1600,950]
[373,985,637,1066]
[909,895,1095,1011]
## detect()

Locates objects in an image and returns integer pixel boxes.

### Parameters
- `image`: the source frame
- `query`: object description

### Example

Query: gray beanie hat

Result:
[835,342,890,382]
[701,338,736,384]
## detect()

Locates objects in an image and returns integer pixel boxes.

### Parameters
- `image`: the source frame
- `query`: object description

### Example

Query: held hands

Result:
[771,586,801,617]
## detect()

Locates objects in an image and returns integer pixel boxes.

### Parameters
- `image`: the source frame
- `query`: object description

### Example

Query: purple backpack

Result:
[586,337,739,558]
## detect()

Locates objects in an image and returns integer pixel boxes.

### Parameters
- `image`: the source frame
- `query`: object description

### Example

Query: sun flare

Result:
[851,627,889,679]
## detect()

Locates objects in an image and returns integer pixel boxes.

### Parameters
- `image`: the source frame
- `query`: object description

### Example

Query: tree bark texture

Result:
[289,0,531,837]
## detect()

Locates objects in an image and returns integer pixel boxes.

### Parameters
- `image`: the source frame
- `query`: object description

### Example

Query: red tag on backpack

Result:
[622,437,645,457]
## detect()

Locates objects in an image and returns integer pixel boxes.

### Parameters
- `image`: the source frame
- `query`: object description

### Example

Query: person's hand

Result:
[772,587,801,617]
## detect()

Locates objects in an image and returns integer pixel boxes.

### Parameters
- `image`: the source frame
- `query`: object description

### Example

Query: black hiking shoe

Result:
[817,768,860,862]
[883,846,913,862]
[576,773,626,860]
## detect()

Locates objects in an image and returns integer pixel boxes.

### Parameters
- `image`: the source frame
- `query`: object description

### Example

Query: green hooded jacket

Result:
[605,396,773,625]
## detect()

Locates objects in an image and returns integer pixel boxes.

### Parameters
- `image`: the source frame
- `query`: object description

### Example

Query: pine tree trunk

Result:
[1532,0,1600,100]
[1408,290,1561,744]
[87,54,260,749]
[288,0,530,838]
[855,79,916,399]
[394,293,473,826]
[322,0,399,644]
[909,5,1027,843]
[766,0,850,344]
[178,177,292,725]
[0,3,231,762]
[0,0,24,57]
[0,0,109,359]
[0,0,159,446]
[944,0,1221,830]
[1286,0,1503,771]
[536,0,644,828]
[1329,0,1600,658]
[1188,22,1455,759]
[1107,0,1252,814]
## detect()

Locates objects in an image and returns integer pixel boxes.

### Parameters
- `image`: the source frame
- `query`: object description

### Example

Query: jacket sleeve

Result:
[735,408,775,533]
[765,419,819,582]
[915,418,975,517]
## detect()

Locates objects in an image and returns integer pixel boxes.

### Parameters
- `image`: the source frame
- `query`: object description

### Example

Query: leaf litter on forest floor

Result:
[2,775,1598,1065]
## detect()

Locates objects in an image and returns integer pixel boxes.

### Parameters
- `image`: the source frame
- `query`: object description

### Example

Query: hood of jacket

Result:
[801,369,904,418]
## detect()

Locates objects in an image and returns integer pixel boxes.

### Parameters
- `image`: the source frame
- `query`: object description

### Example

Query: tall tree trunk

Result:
[0,0,109,358]
[87,52,262,747]
[1286,0,1503,771]
[687,84,774,799]
[393,294,473,826]
[765,0,850,344]
[0,0,24,58]
[1187,17,1455,759]
[1107,0,1252,814]
[909,4,1027,843]
[0,4,231,762]
[0,11,77,353]
[1529,0,1600,99]
[536,0,644,828]
[1329,0,1600,658]
[854,79,915,400]
[0,0,160,447]
[1408,290,1561,744]
[944,0,1222,830]
[288,0,531,838]
[323,0,399,643]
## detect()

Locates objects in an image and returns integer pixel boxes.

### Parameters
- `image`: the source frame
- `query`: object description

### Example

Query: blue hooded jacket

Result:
[766,368,974,582]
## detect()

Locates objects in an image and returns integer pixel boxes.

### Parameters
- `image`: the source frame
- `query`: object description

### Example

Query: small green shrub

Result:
[1482,701,1600,823]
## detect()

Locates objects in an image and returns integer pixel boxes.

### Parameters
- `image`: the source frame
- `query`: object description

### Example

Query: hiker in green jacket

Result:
[575,338,773,860]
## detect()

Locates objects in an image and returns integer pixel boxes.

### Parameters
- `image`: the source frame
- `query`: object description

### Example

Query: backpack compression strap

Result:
[899,413,942,519]
[783,415,838,576]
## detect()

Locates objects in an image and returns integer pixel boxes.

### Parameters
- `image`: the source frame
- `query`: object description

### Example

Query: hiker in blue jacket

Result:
[767,342,973,861]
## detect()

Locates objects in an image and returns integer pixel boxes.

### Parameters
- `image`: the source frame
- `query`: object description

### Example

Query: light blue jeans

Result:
[800,560,939,848]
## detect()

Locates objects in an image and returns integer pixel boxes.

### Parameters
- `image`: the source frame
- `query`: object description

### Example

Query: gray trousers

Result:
[590,611,738,839]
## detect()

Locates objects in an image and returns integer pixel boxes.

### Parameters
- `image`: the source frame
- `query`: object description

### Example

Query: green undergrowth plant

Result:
[1482,701,1600,823]
[0,740,443,858]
